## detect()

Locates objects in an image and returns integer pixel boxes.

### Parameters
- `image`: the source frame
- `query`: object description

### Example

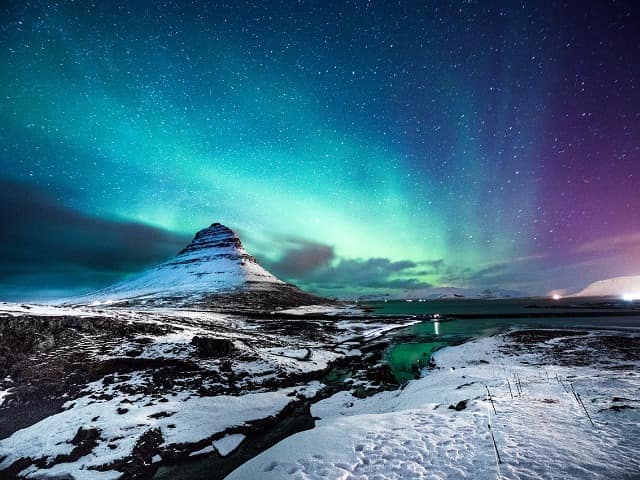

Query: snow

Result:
[574,274,640,298]
[276,305,365,316]
[0,389,11,406]
[363,286,523,301]
[360,321,420,339]
[335,319,420,342]
[0,383,320,479]
[213,433,246,456]
[189,445,216,457]
[0,302,109,317]
[228,334,640,480]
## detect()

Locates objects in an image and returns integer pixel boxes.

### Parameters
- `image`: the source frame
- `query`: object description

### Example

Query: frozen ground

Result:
[229,331,640,480]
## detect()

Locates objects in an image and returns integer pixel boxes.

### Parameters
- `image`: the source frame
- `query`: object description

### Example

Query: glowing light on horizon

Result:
[622,292,640,302]
[552,294,561,300]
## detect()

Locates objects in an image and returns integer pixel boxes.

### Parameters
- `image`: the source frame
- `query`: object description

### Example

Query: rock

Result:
[448,400,468,411]
[366,364,398,385]
[191,336,235,358]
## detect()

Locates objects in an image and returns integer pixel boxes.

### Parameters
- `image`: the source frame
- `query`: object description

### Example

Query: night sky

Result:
[1,1,639,300]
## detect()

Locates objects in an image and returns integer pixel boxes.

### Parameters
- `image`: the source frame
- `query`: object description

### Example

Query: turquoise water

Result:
[374,300,640,383]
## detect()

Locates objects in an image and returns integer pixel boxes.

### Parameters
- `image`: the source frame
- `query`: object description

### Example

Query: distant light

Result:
[552,294,561,301]
[622,293,640,302]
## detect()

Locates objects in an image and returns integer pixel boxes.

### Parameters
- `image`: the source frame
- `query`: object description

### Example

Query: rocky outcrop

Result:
[191,336,235,357]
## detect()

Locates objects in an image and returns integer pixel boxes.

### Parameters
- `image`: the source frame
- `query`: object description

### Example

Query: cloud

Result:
[0,180,191,300]
[309,258,421,287]
[576,232,640,254]
[266,242,431,292]
[267,238,335,277]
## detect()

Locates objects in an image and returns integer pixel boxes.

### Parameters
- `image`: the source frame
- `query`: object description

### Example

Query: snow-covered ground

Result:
[0,302,111,317]
[228,333,640,480]
[276,305,366,316]
[0,301,419,479]
[3,298,638,480]
[0,381,322,480]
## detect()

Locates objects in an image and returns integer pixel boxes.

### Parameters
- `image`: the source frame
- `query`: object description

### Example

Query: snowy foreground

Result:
[0,301,638,480]
[0,302,408,479]
[229,332,640,480]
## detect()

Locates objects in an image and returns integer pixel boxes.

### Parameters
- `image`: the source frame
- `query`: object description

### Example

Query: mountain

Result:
[401,286,523,300]
[66,223,331,310]
[357,286,524,301]
[572,275,640,298]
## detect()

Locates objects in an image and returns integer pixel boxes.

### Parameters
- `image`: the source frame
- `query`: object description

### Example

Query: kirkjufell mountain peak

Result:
[66,222,329,310]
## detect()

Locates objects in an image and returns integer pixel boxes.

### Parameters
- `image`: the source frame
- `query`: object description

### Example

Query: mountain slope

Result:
[67,223,330,310]
[573,274,640,298]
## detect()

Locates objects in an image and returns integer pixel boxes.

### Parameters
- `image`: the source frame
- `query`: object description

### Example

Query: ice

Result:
[213,434,246,456]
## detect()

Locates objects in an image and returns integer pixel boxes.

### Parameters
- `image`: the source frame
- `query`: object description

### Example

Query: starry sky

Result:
[1,0,639,300]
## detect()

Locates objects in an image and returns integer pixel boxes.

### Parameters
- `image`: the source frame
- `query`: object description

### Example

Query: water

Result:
[372,299,640,383]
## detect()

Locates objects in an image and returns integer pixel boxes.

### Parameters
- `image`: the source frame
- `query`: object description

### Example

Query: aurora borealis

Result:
[1,1,639,300]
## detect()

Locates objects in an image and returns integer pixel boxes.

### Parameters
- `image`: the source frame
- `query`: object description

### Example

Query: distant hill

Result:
[573,275,640,298]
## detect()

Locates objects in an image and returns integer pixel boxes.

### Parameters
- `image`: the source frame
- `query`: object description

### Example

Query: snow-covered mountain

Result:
[405,286,523,300]
[359,286,524,301]
[573,275,640,298]
[65,223,328,309]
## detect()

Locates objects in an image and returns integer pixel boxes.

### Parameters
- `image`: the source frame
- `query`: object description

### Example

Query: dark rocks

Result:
[456,382,475,390]
[501,329,640,367]
[40,427,102,466]
[98,428,164,479]
[191,336,235,358]
[601,405,635,412]
[448,400,468,411]
[70,427,101,452]
[366,364,398,386]
[148,411,174,419]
